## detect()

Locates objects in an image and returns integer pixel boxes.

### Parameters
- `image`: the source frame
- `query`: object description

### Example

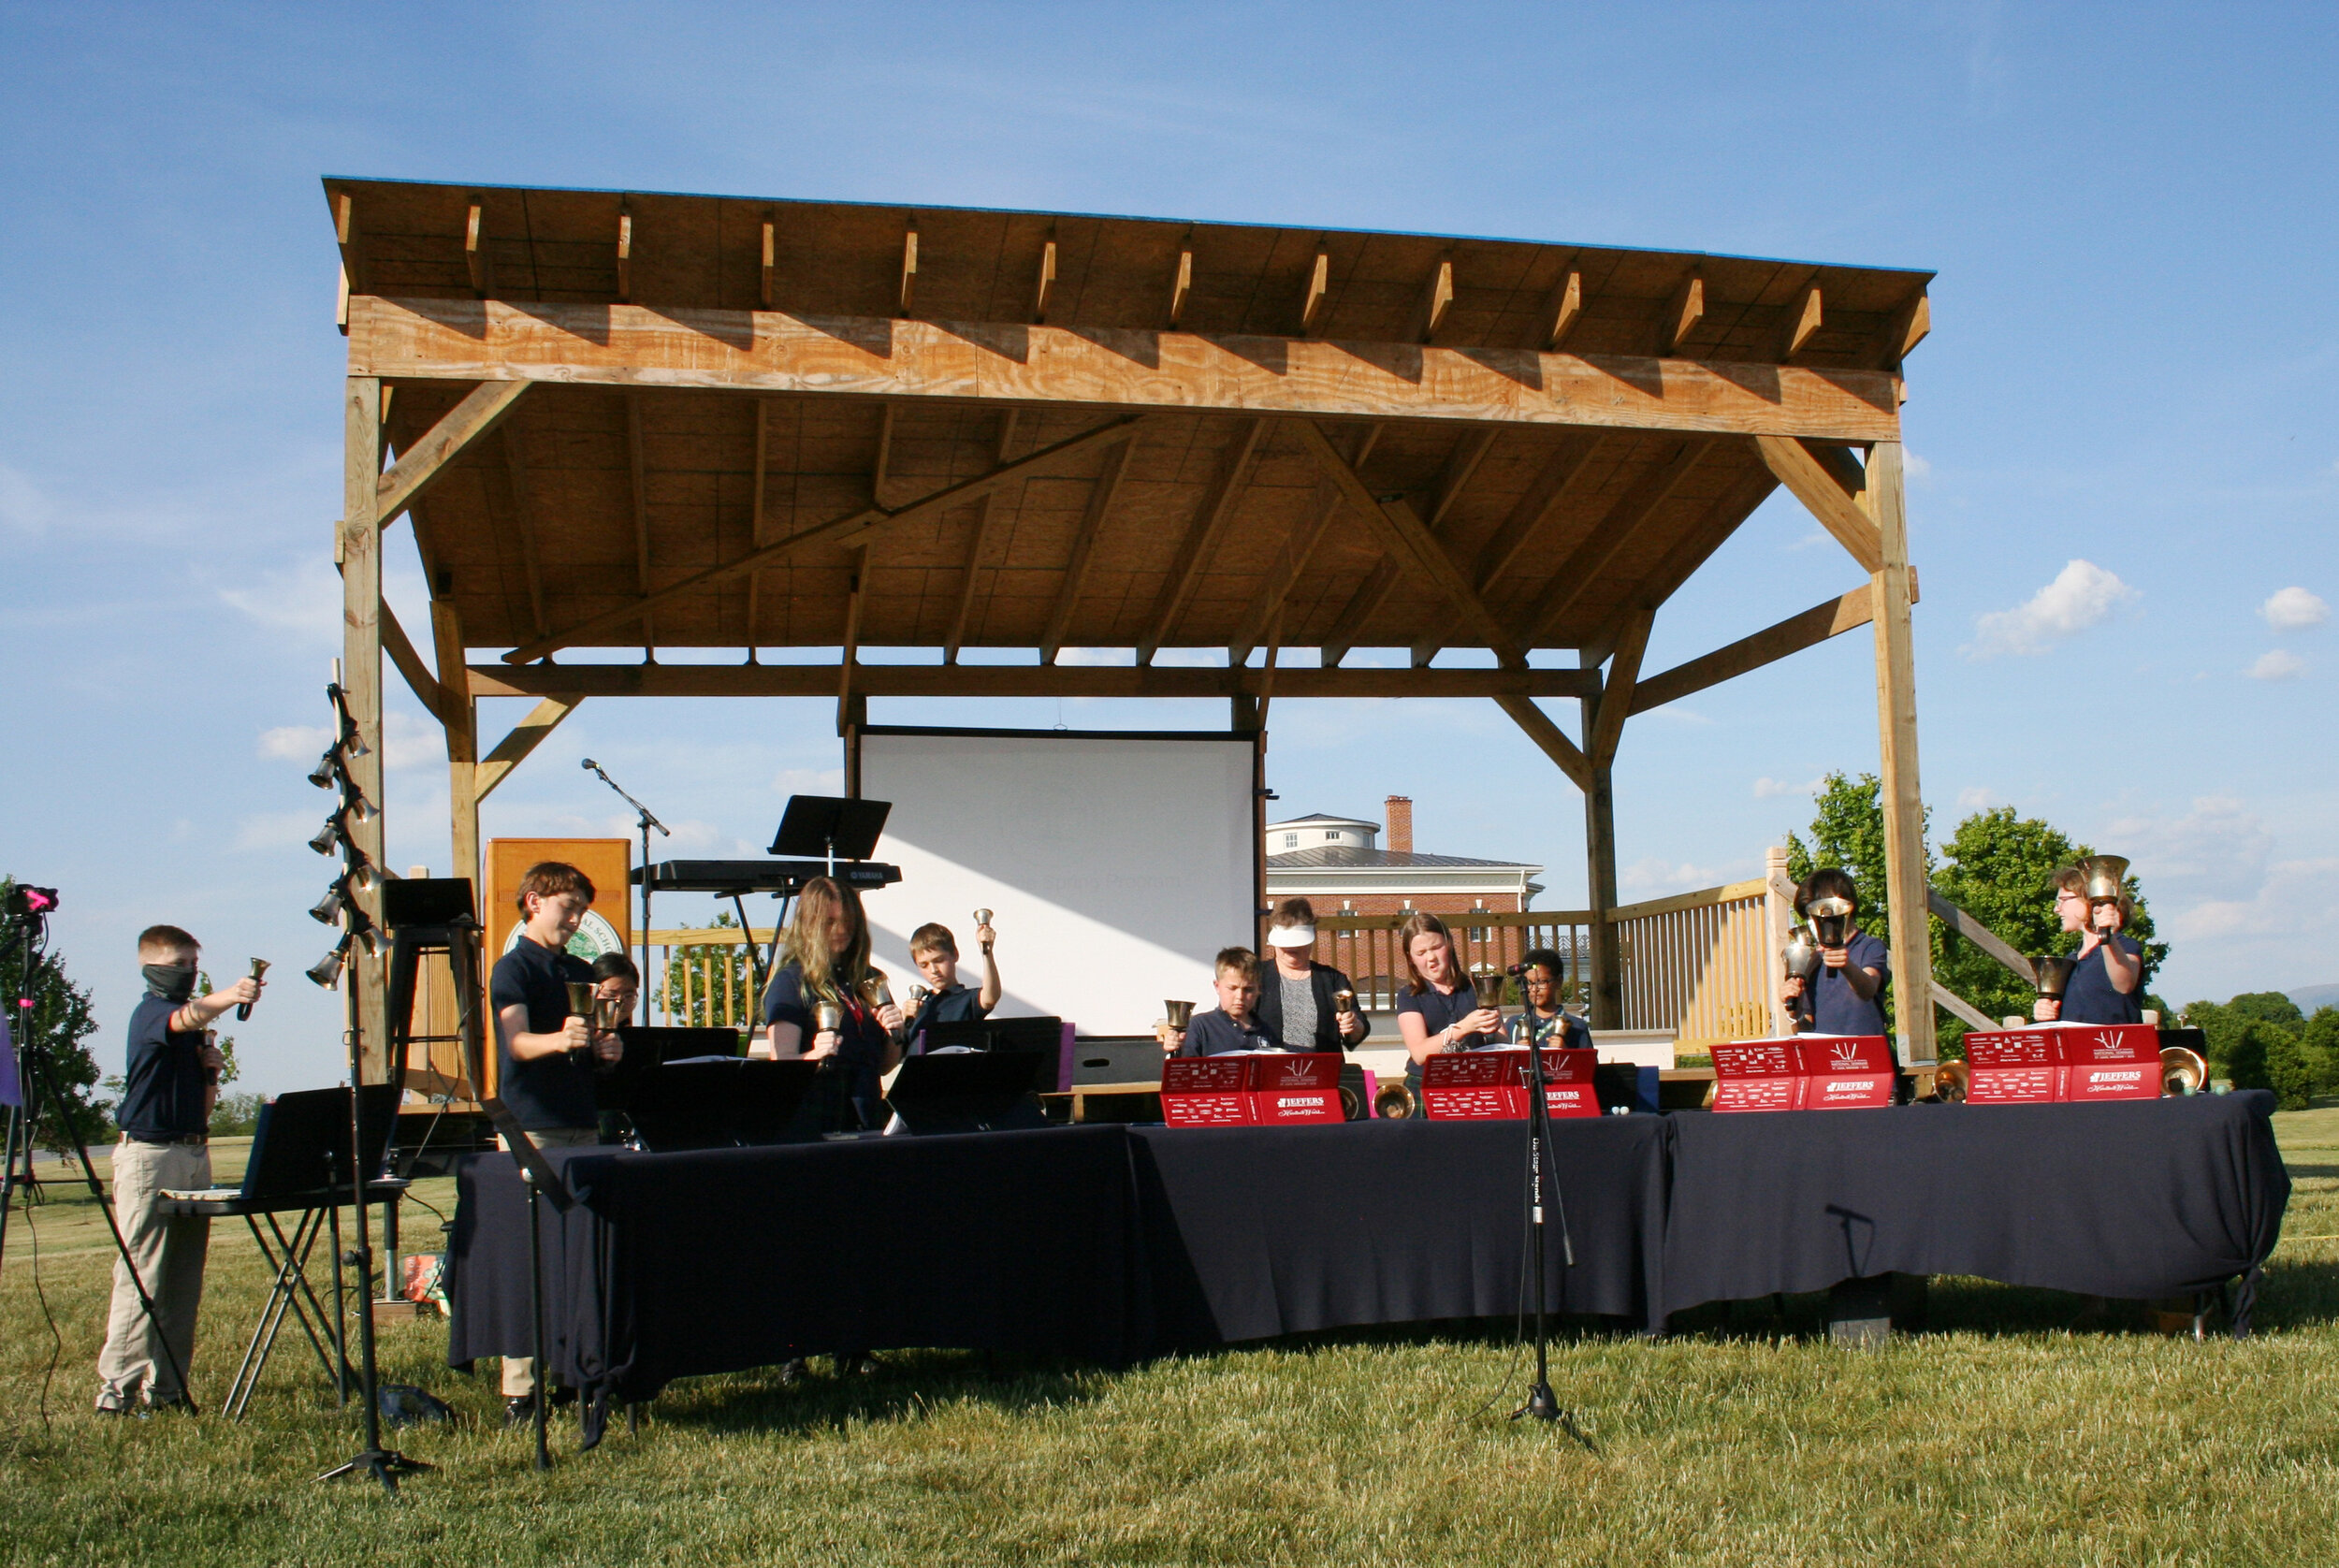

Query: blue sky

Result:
[3,3,2333,1094]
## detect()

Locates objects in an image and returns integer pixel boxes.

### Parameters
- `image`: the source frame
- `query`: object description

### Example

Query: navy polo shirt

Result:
[1179,1009,1279,1056]
[917,982,991,1028]
[116,995,209,1141]
[1810,931,1891,1037]
[1509,1009,1594,1052]
[489,935,600,1131]
[1396,981,1497,1083]
[2061,936,2144,1025]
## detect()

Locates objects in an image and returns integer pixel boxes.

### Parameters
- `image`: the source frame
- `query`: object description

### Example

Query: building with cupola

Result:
[1264,795,1543,916]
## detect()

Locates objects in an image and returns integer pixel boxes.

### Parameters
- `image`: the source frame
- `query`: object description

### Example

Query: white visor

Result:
[1264,923,1317,949]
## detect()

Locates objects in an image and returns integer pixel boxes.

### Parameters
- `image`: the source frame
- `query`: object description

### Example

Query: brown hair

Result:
[2051,864,2085,895]
[137,924,198,961]
[516,862,595,915]
[1213,946,1258,980]
[1794,867,1859,916]
[1398,910,1457,995]
[908,922,958,960]
[1269,896,1316,928]
[777,876,878,1009]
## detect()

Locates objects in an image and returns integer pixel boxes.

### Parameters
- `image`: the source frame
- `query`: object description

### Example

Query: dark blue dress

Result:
[2059,936,2144,1025]
[1811,932,1890,1037]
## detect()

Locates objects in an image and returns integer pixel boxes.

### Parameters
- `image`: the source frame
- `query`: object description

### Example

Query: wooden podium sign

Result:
[1420,1048,1600,1121]
[484,838,632,958]
[1711,1036,1894,1112]
[1160,1053,1345,1126]
[1964,1024,2158,1105]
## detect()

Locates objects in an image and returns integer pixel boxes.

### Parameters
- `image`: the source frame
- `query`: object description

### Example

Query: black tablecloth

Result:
[446,1095,2288,1404]
[1659,1094,2289,1322]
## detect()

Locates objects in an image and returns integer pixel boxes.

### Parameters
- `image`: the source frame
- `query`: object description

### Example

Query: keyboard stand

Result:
[161,1180,405,1421]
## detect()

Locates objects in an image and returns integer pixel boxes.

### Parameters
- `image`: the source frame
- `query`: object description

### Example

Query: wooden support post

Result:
[430,598,480,910]
[1867,441,1935,1067]
[341,376,391,1083]
[1765,845,1794,1036]
[1583,756,1622,1031]
[837,547,865,735]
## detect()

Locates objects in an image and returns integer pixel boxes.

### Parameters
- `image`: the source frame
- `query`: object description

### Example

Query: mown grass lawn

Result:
[3,1111,2334,1567]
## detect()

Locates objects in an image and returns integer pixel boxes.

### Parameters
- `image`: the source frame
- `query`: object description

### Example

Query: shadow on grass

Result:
[639,1349,1120,1436]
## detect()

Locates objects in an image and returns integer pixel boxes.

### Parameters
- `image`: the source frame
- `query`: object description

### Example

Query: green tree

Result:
[1785,773,1927,1038]
[2303,1007,2339,1098]
[2185,993,2309,1080]
[661,910,759,1035]
[2,878,111,1153]
[2226,1017,2313,1109]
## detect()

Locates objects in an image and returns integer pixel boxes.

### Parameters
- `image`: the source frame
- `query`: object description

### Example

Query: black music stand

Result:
[922,1016,1069,1093]
[160,1084,404,1421]
[596,1026,745,1113]
[481,1098,574,1472]
[381,877,485,1270]
[884,1051,1053,1135]
[624,1058,821,1153]
[769,795,891,874]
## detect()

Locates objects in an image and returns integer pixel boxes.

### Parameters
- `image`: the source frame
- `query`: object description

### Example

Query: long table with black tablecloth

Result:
[445,1095,2288,1407]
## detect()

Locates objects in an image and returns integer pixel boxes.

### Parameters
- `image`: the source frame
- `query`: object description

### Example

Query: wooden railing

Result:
[1608,878,1781,1044]
[1311,911,1593,1013]
[648,925,772,1035]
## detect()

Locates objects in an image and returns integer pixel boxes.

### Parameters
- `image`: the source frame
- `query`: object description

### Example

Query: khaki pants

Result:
[94,1139,211,1408]
[494,1126,600,1399]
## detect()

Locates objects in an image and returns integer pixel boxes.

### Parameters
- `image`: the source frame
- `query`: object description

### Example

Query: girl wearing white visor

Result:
[1250,897,1370,1052]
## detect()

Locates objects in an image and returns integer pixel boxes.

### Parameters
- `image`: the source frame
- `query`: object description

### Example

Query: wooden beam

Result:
[1469,438,1601,601]
[1632,576,1905,714]
[349,297,1909,443]
[626,390,653,653]
[471,661,1601,702]
[1928,888,2037,988]
[381,598,443,722]
[1300,250,1330,336]
[1040,437,1139,663]
[1494,696,1590,791]
[1139,417,1267,664]
[1232,425,1377,666]
[1319,559,1401,669]
[898,228,918,317]
[1867,440,1934,1067]
[615,209,632,303]
[507,413,1152,664]
[373,379,530,527]
[1407,427,1504,663]
[474,696,582,801]
[463,203,489,298]
[1412,257,1455,343]
[1167,248,1192,327]
[836,547,865,734]
[744,397,770,658]
[430,597,480,902]
[1033,239,1057,324]
[1589,607,1652,764]
[341,376,389,1080]
[1880,289,1930,370]
[760,218,777,308]
[1616,466,1781,619]
[1524,440,1707,647]
[1663,273,1705,355]
[1298,420,1526,667]
[943,412,1022,664]
[500,428,548,638]
[1754,433,1884,573]
[1780,281,1823,362]
[1541,269,1583,350]
[332,191,361,334]
[1932,981,1997,1035]
[871,402,896,507]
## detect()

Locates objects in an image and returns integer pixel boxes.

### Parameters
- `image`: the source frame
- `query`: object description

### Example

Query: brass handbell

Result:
[1782,925,1823,982]
[1163,999,1196,1030]
[2032,955,2076,1000]
[1807,895,1855,949]
[2079,854,2129,905]
[2160,1045,2209,1096]
[564,980,595,1019]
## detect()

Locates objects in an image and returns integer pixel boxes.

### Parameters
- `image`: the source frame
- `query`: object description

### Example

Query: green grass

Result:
[5,1113,2338,1566]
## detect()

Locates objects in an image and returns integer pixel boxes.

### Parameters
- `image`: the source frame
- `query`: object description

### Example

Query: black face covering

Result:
[142,964,197,1003]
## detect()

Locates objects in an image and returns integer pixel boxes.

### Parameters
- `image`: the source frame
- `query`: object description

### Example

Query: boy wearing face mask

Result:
[94,924,259,1416]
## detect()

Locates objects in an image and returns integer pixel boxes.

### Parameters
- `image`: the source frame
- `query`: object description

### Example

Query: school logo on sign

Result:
[502,910,626,964]
[1830,1042,1866,1069]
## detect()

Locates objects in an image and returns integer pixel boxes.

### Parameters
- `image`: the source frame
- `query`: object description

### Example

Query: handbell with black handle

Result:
[237,957,269,1021]
[2032,955,2077,1002]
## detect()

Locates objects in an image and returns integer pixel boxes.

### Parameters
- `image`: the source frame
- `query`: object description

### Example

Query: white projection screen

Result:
[855,727,1259,1035]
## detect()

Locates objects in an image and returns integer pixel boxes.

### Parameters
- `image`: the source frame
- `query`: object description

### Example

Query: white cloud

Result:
[2261,587,2330,632]
[1962,559,2139,659]
[234,809,320,851]
[2169,857,2339,944]
[772,766,845,796]
[2248,649,2306,681]
[218,558,345,642]
[381,712,441,769]
[0,462,57,534]
[2104,795,2274,914]
[1620,856,1734,899]
[259,724,332,761]
[1954,785,2000,811]
[1903,451,1933,482]
[1053,646,1134,667]
[1752,776,1823,800]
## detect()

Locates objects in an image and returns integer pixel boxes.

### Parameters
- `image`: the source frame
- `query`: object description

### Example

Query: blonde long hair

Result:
[775,877,882,1009]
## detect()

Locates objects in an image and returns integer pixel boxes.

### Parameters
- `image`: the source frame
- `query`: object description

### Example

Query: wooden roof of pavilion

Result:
[327,177,1931,675]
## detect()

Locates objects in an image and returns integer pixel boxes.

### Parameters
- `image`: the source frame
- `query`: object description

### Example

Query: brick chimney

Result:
[1385,794,1413,855]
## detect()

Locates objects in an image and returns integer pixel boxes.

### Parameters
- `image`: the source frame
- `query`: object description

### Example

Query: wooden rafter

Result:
[374,379,530,528]
[474,695,581,801]
[499,428,548,638]
[1300,250,1330,335]
[615,209,633,302]
[429,596,479,895]
[1540,269,1583,350]
[1472,436,1601,593]
[1167,247,1192,327]
[1578,464,1783,658]
[1298,420,1525,667]
[1318,559,1401,669]
[1880,290,1930,370]
[1523,439,1707,647]
[743,397,772,659]
[871,402,897,507]
[898,228,918,316]
[944,410,1022,664]
[1412,257,1455,343]
[506,412,1154,664]
[1033,239,1057,324]
[351,298,1906,444]
[472,661,1599,702]
[1589,608,1653,764]
[1754,434,1884,573]
[1495,696,1591,791]
[1627,571,1915,717]
[1780,281,1823,362]
[836,546,866,734]
[1040,437,1140,664]
[626,390,653,654]
[760,218,777,308]
[1139,418,1267,664]
[1231,425,1378,666]
[1663,274,1705,355]
[381,598,443,721]
[1406,427,1504,664]
[463,203,489,297]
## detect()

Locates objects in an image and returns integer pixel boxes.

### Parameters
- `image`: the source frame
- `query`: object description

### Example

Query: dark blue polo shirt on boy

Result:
[918,982,990,1027]
[2060,936,2144,1025]
[1179,1009,1278,1056]
[489,935,600,1131]
[116,995,209,1142]
[1810,932,1891,1037]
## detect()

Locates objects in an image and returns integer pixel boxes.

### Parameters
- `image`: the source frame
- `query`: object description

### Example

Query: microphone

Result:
[1505,962,1530,977]
[582,758,598,770]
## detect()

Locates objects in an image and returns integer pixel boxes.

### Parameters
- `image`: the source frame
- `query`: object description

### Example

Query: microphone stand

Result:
[582,760,670,1025]
[1512,1021,1591,1447]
